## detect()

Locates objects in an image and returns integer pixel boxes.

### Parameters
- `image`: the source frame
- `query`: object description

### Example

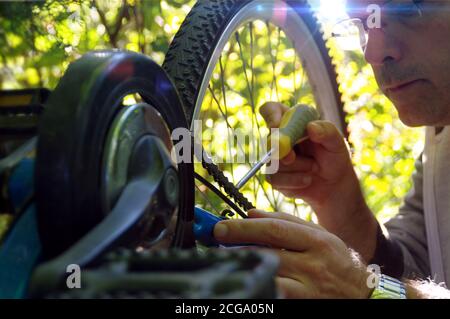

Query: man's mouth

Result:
[384,79,425,94]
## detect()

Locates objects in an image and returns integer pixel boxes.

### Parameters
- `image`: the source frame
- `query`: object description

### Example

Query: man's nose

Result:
[364,27,402,66]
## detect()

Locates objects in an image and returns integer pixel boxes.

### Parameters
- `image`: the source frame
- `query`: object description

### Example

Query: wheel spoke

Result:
[219,56,229,117]
[235,31,255,110]
[250,22,255,113]
[299,61,306,101]
[275,27,282,102]
[218,55,236,183]
[207,85,247,157]
[266,22,282,101]
[195,182,221,215]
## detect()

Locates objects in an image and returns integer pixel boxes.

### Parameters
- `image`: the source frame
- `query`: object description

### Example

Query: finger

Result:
[259,102,289,128]
[213,218,318,251]
[276,277,309,299]
[268,173,312,190]
[276,188,303,198]
[280,150,296,165]
[277,156,318,173]
[256,248,308,279]
[306,121,348,154]
[248,210,324,230]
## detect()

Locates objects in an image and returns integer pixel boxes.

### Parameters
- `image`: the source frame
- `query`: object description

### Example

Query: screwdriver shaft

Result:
[235,136,310,190]
[236,149,273,190]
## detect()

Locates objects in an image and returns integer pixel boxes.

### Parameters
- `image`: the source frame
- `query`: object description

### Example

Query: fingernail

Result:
[214,223,228,238]
[311,122,324,137]
[302,175,312,185]
[248,209,266,215]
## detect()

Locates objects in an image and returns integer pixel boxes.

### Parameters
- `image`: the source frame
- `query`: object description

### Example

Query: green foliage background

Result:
[0,0,425,224]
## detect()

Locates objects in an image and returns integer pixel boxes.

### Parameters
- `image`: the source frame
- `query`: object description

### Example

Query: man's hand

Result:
[260,102,378,261]
[214,209,374,298]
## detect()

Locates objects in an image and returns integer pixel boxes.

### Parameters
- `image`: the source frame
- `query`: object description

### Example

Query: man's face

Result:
[347,0,450,127]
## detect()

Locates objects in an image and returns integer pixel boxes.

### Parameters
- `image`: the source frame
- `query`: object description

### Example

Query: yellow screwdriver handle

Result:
[271,104,320,159]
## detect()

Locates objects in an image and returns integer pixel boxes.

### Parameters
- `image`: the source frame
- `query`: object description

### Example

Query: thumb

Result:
[306,121,349,154]
[259,102,289,128]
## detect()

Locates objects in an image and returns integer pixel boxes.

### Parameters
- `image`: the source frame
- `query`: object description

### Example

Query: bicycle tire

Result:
[163,0,346,133]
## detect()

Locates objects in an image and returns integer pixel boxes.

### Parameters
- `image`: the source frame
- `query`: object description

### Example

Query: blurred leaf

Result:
[34,44,66,68]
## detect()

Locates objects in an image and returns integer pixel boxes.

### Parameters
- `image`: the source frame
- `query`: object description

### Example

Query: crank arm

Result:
[29,178,158,295]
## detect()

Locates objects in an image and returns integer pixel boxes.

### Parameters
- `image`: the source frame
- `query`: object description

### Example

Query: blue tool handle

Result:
[193,207,226,247]
[193,207,266,248]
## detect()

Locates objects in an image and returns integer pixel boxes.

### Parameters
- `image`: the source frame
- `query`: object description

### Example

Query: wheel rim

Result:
[193,0,344,131]
[190,1,344,216]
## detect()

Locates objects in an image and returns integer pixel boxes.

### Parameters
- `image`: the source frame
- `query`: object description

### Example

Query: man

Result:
[213,0,450,298]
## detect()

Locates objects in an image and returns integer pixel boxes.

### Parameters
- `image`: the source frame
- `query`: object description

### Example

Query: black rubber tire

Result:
[36,51,195,260]
[163,0,346,133]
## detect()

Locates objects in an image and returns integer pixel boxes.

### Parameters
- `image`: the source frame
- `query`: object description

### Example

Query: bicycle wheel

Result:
[163,0,345,216]
[36,51,195,259]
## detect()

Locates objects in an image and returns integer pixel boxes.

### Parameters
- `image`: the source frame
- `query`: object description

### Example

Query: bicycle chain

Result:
[200,152,255,212]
